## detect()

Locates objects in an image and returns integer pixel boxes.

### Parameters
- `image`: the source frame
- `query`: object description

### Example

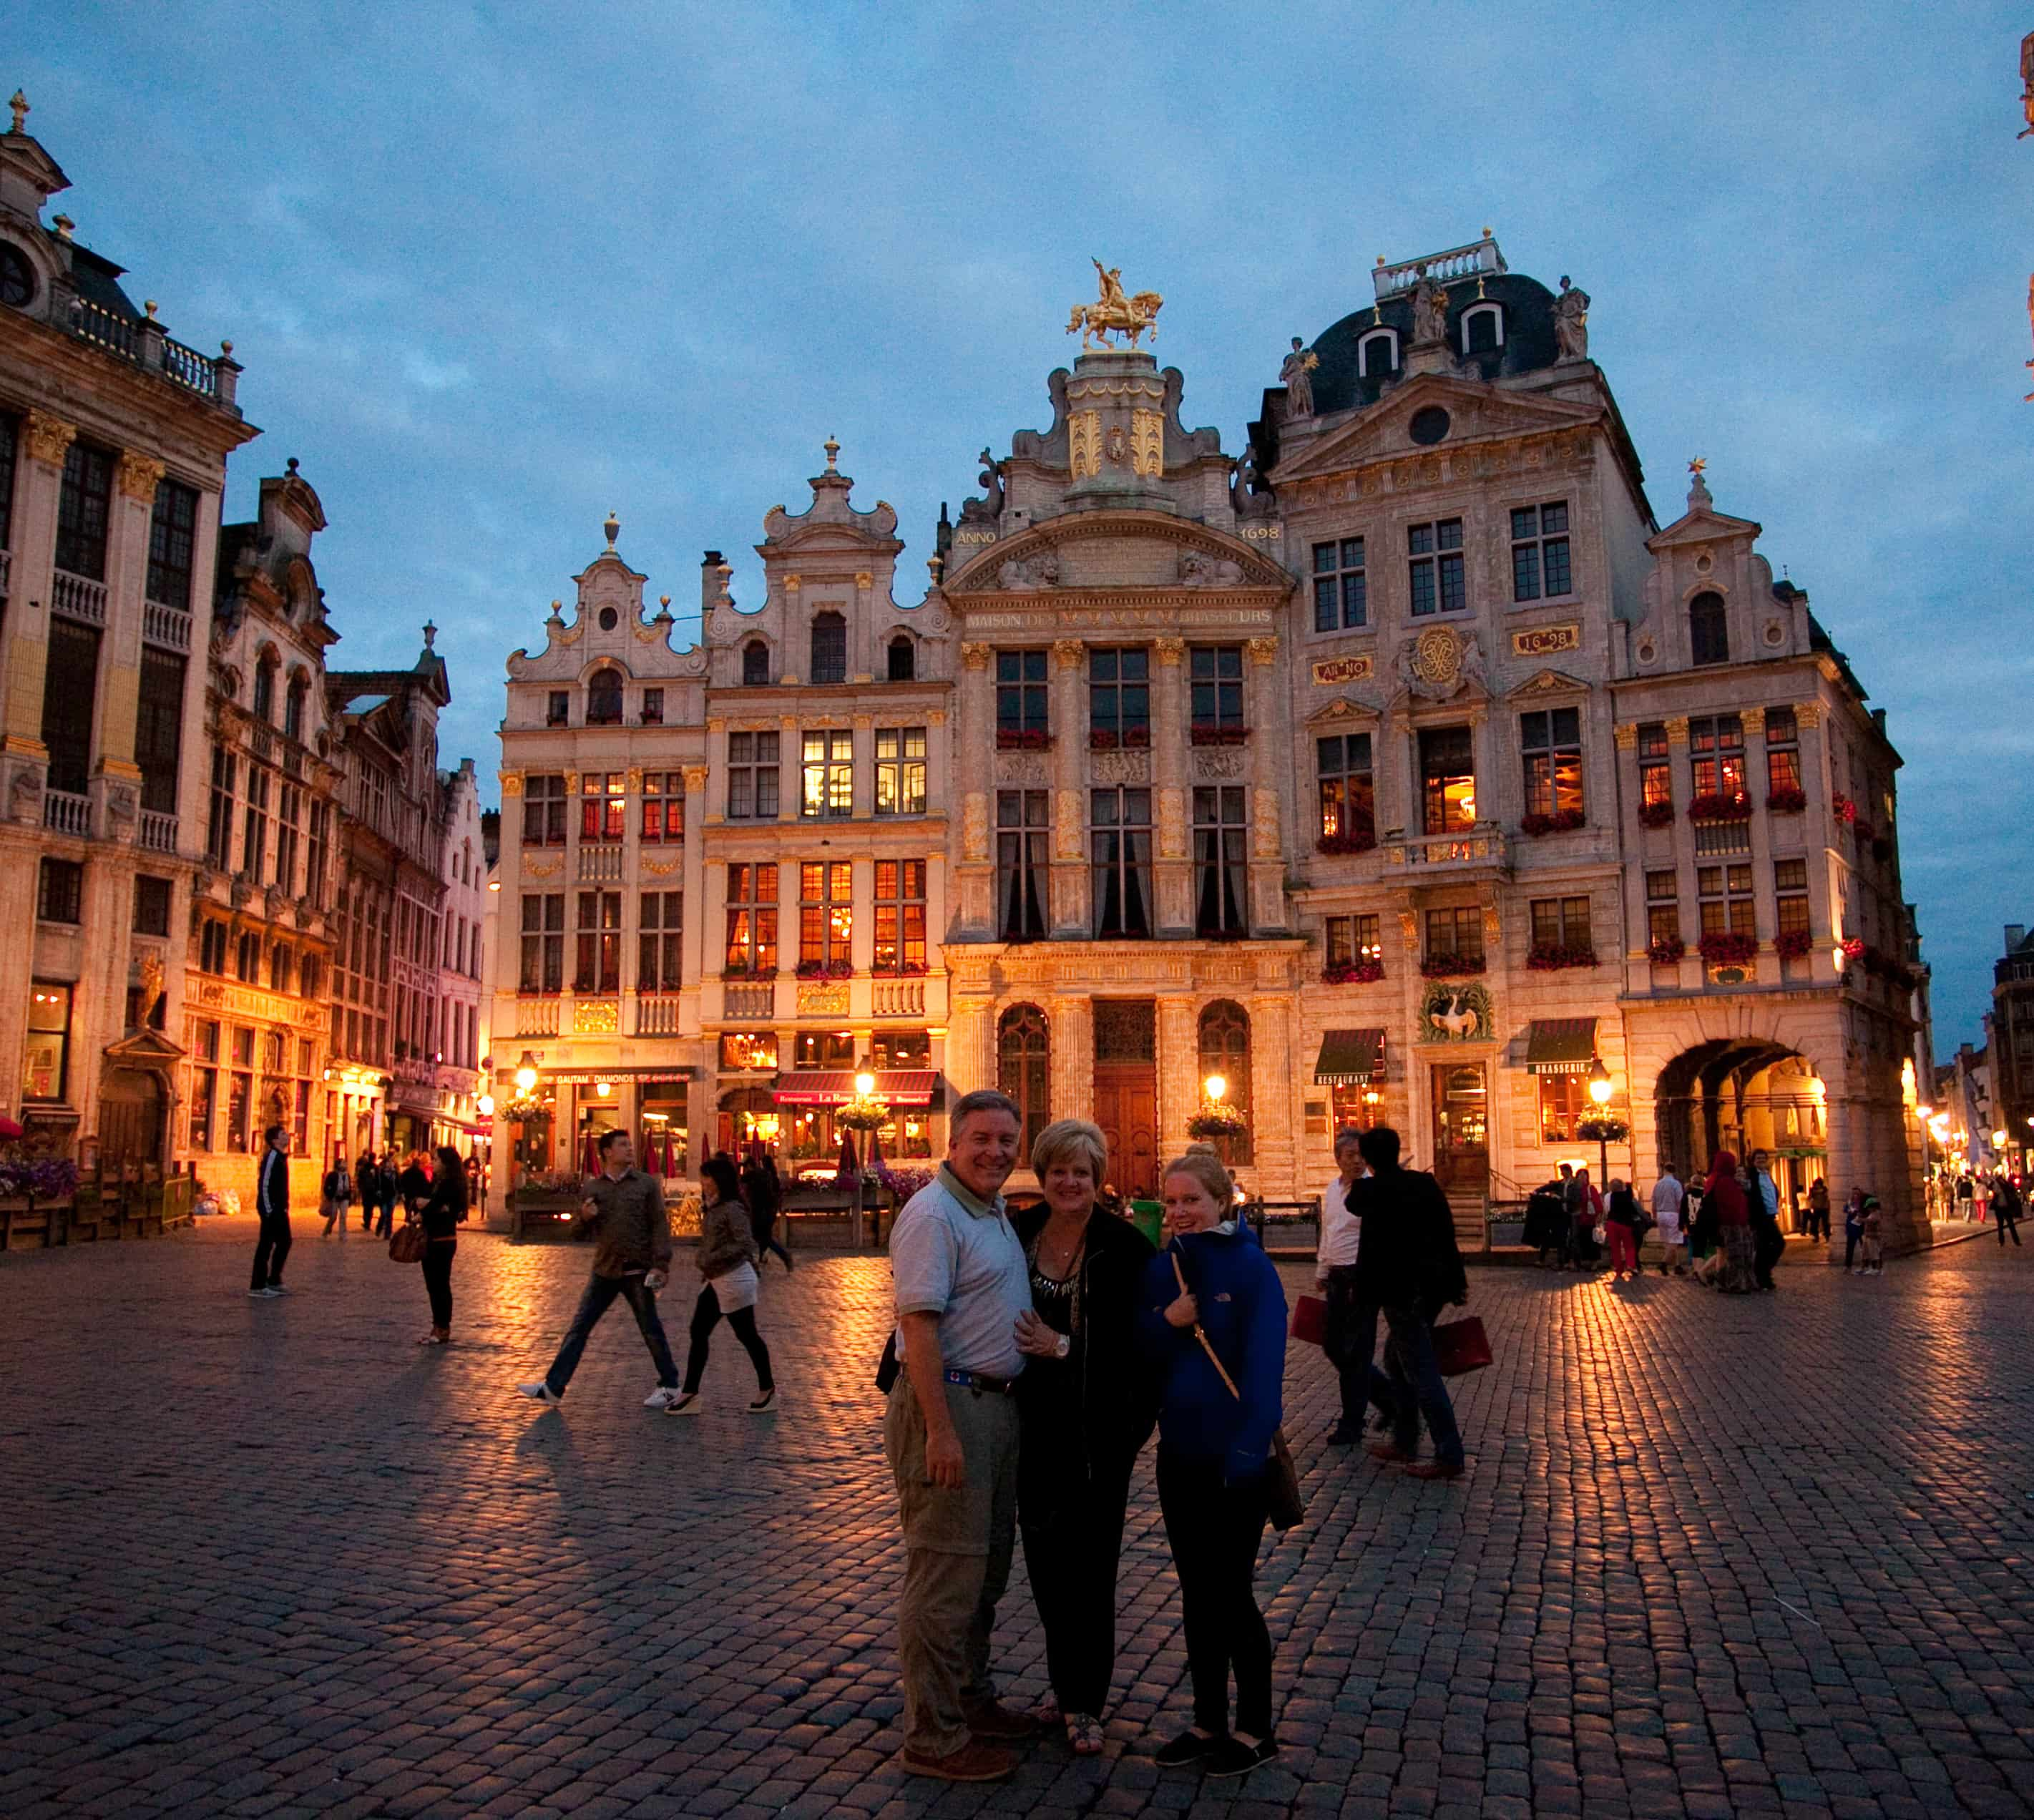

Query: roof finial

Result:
[1688,456,1707,474]
[603,509,620,549]
[8,91,27,136]
[285,456,299,476]
[1686,456,1713,511]
[824,434,840,472]
[52,213,73,243]
[421,620,437,651]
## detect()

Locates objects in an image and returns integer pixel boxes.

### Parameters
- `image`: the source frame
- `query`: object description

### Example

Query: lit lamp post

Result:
[838,1066,891,1248]
[1583,1055,1620,1185]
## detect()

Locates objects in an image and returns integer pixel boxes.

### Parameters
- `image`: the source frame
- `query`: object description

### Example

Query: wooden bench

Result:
[511,1197,582,1243]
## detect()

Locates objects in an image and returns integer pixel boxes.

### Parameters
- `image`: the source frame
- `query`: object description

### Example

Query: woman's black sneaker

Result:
[1205,1735,1279,1779]
[1154,1728,1222,1767]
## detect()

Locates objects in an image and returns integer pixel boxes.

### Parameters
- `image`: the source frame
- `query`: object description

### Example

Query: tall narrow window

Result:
[519,893,564,993]
[523,773,567,845]
[809,611,847,684]
[1193,786,1248,937]
[546,689,569,726]
[242,765,270,884]
[1091,787,1153,938]
[41,617,100,794]
[798,862,853,972]
[638,890,683,991]
[283,675,306,744]
[1520,708,1584,821]
[0,408,19,556]
[24,982,72,1101]
[887,635,915,682]
[237,932,261,982]
[725,863,779,976]
[188,1020,218,1150]
[135,647,186,813]
[1312,538,1367,631]
[727,732,780,820]
[1408,517,1465,616]
[801,730,854,818]
[743,639,771,685]
[1424,906,1484,969]
[1765,707,1801,800]
[36,858,82,924]
[1689,715,1746,802]
[1190,647,1245,736]
[1088,649,1150,748]
[875,727,926,815]
[253,655,276,724]
[997,790,1049,941]
[1420,725,1477,835]
[1698,863,1755,939]
[1316,733,1374,847]
[574,890,622,992]
[1197,1001,1253,1164]
[55,441,113,579]
[1638,723,1671,816]
[1510,502,1572,602]
[587,667,623,725]
[997,1005,1050,1158]
[1359,328,1399,379]
[580,771,625,842]
[274,783,302,895]
[997,650,1050,745]
[146,477,200,610]
[1646,869,1681,951]
[1774,858,1809,942]
[133,874,172,936]
[1690,591,1729,666]
[640,771,684,843]
[640,687,663,725]
[874,860,926,974]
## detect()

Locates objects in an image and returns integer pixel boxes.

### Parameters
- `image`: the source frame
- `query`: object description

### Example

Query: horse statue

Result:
[1067,259,1163,349]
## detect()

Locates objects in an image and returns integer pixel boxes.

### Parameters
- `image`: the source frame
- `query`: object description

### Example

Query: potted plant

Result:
[1189,724,1249,747]
[1087,727,1120,750]
[1576,1115,1629,1145]
[1186,1106,1248,1141]
[1686,792,1752,823]
[1638,800,1676,829]
[1697,931,1758,967]
[1526,941,1599,972]
[1316,825,1377,856]
[1419,954,1487,979]
[1774,929,1814,961]
[1648,935,1686,966]
[1519,808,1587,837]
[1766,784,1807,813]
[1321,957,1385,985]
[1832,793,1857,823]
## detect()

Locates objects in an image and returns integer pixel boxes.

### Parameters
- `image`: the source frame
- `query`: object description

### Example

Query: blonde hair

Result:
[1161,1150,1232,1211]
[1032,1117,1108,1184]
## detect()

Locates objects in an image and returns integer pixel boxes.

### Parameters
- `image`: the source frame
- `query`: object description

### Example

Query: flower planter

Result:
[997,730,1052,751]
[1526,943,1598,972]
[1321,960,1385,985]
[1189,725,1249,747]
[1419,957,1487,979]
[1520,809,1586,837]
[1638,801,1676,829]
[1687,793,1751,824]
[1315,830,1377,857]
[1697,933,1758,967]
[1648,938,1686,967]
[1766,786,1807,814]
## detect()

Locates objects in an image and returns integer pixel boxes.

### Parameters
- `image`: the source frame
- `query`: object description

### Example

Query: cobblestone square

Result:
[2,1223,2031,1819]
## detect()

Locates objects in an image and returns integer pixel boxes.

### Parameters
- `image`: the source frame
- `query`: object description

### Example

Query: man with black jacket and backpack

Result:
[1348,1127,1468,1480]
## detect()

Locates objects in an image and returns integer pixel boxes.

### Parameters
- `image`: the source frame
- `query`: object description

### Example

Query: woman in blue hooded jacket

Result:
[1137,1148,1287,1781]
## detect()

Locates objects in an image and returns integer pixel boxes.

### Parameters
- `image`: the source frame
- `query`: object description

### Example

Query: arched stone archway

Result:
[1654,1038,1827,1225]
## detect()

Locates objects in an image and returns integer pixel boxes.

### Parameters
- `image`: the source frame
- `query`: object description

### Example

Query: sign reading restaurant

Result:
[1510,623,1581,657]
[1311,655,1374,686]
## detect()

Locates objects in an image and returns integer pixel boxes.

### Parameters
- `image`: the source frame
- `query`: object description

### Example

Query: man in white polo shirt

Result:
[885,1088,1038,1783]
[1316,1126,1398,1445]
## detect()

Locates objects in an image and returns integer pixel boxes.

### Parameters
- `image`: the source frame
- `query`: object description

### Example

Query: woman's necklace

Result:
[1035,1216,1087,1281]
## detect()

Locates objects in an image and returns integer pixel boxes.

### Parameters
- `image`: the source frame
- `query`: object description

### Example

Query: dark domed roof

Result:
[1306,270,1564,417]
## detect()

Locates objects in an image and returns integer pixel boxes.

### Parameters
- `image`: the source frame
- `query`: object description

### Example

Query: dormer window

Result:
[546,690,569,726]
[888,635,915,682]
[742,639,771,686]
[810,611,847,685]
[253,654,277,723]
[587,667,623,724]
[1689,591,1729,667]
[1358,328,1399,380]
[1460,303,1504,356]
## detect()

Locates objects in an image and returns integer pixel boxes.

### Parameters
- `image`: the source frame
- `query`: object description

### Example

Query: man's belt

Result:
[943,1369,1018,1395]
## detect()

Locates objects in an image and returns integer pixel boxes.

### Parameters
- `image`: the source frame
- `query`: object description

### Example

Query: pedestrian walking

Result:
[1706,1152,1758,1293]
[1316,1128,1397,1444]
[742,1146,792,1273]
[1991,1171,2024,1248]
[1012,1118,1157,1756]
[1807,1176,1831,1243]
[249,1123,294,1297]
[516,1130,683,1409]
[416,1147,466,1345]
[1138,1148,1287,1779]
[399,1150,430,1219]
[321,1152,352,1236]
[1349,1125,1469,1477]
[1843,1186,1867,1273]
[1570,1165,1605,1271]
[883,1089,1040,1783]
[1652,1163,1687,1275]
[1859,1195,1884,1274]
[668,1154,776,1414]
[375,1155,399,1239]
[1748,1150,1784,1291]
[1524,1173,1568,1268]
[355,1148,378,1232]
[1604,1177,1643,1281]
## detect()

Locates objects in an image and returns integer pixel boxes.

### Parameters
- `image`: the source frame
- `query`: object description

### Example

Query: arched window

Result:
[284,675,307,743]
[888,634,915,682]
[997,1004,1050,1158]
[1461,303,1504,355]
[1359,328,1399,380]
[1197,999,1253,1165]
[253,655,277,723]
[810,612,847,685]
[1689,591,1729,667]
[587,667,624,724]
[743,639,771,686]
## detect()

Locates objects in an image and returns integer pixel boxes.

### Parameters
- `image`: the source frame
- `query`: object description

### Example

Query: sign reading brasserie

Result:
[1311,655,1374,686]
[1511,623,1580,657]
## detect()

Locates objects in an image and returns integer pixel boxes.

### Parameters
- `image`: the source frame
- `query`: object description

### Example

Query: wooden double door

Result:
[1093,1067,1159,1198]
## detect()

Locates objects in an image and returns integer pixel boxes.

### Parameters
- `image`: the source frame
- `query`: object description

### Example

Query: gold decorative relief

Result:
[1070,411,1102,479]
[642,856,680,877]
[1794,702,1822,728]
[854,571,873,589]
[1613,724,1638,752]
[1740,706,1766,735]
[1311,656,1373,686]
[572,998,620,1034]
[25,411,76,466]
[117,452,165,501]
[525,858,562,879]
[500,771,524,797]
[1052,637,1085,671]
[683,765,709,791]
[1245,636,1278,666]
[1154,636,1186,667]
[1663,716,1689,744]
[625,766,643,791]
[961,642,992,671]
[1130,408,1163,478]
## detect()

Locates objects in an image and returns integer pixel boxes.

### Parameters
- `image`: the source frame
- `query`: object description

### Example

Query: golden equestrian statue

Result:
[1067,258,1163,349]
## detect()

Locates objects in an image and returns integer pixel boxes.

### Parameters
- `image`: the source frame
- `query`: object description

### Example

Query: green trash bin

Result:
[1130,1200,1163,1248]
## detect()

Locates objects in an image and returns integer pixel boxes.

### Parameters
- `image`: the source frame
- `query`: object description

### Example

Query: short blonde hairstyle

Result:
[1032,1117,1108,1184]
[1161,1150,1232,1210]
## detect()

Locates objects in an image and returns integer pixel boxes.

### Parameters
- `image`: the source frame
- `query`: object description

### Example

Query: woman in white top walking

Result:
[669,1154,776,1414]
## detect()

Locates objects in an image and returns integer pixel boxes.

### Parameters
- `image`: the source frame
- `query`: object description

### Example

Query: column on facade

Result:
[947,992,994,1098]
[1794,702,1837,968]
[1739,707,1777,982]
[1,411,72,757]
[1243,637,1284,931]
[851,712,874,821]
[1049,992,1093,1125]
[1156,994,1198,1164]
[1152,637,1190,933]
[680,764,708,996]
[93,451,164,811]
[1049,639,1086,936]
[620,765,645,1030]
[924,707,949,821]
[171,494,225,859]
[1248,989,1299,1193]
[955,646,994,938]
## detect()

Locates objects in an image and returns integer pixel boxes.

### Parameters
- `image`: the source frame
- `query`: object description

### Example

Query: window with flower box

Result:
[639,890,683,991]
[1313,538,1366,631]
[1528,896,1595,969]
[641,772,684,843]
[1408,517,1465,616]
[997,650,1049,747]
[798,861,852,974]
[1510,502,1572,602]
[1764,708,1803,808]
[1698,863,1756,962]
[875,728,926,816]
[1324,913,1384,983]
[727,732,780,820]
[1088,648,1150,748]
[1774,858,1810,960]
[574,891,622,992]
[1190,646,1246,742]
[640,688,664,725]
[1520,708,1583,830]
[874,860,927,974]
[1637,723,1672,826]
[523,773,567,846]
[1424,906,1484,973]
[1091,787,1153,938]
[1689,715,1746,803]
[580,772,625,842]
[1316,733,1375,852]
[801,732,854,819]
[1646,870,1683,962]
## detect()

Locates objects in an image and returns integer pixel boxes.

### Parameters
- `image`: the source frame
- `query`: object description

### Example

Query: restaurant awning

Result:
[1314,1030,1385,1085]
[772,1070,938,1107]
[1524,1017,1598,1074]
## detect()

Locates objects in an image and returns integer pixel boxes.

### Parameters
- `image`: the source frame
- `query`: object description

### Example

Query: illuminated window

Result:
[725,864,778,976]
[798,861,853,970]
[24,982,72,1101]
[1521,708,1583,819]
[1420,726,1477,834]
[874,861,926,974]
[580,772,625,843]
[875,727,926,816]
[801,731,854,819]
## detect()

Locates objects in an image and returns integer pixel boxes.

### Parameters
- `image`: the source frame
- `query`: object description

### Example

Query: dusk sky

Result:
[18,2,2031,1047]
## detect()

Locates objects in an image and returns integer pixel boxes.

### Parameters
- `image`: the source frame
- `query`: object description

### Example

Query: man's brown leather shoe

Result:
[964,1700,1044,1740]
[1406,1458,1464,1480]
[1367,1441,1417,1464]
[900,1740,1017,1781]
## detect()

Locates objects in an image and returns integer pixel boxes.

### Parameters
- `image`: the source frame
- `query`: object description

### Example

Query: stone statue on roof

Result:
[1555,275,1591,361]
[1280,337,1319,416]
[1409,265,1449,346]
[1067,259,1163,349]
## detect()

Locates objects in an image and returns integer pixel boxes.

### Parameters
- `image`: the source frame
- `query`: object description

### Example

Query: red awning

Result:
[771,1071,937,1107]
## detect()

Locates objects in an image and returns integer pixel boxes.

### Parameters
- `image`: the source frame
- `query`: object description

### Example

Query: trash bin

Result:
[1130,1200,1163,1247]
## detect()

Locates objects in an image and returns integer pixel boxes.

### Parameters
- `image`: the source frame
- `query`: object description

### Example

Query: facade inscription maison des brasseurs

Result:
[486,238,1927,1251]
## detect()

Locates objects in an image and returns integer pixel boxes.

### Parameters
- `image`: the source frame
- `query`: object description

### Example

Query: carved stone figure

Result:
[959,449,1005,524]
[1280,337,1319,416]
[1555,276,1591,361]
[1410,266,1449,346]
[9,763,43,822]
[996,549,1060,592]
[106,783,137,829]
[135,950,165,1024]
[1066,258,1164,349]
[1178,551,1244,589]
[1230,449,1275,519]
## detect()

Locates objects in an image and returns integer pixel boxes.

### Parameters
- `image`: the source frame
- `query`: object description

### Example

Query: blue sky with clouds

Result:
[17,1,2032,1045]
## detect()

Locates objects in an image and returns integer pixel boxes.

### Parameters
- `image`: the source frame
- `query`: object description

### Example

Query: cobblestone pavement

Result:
[3,1220,2032,1820]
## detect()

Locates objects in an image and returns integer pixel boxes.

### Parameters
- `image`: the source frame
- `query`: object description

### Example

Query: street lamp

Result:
[514,1052,539,1096]
[1204,1073,1227,1105]
[1587,1056,1615,1183]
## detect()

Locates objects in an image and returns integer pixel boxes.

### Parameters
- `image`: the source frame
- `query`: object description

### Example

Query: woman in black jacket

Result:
[416,1147,466,1345]
[1012,1117,1158,1755]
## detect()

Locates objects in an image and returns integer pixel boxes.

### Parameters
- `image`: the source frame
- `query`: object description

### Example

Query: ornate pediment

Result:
[1304,691,1383,727]
[1273,373,1599,484]
[1647,504,1762,551]
[1507,667,1590,698]
[103,1027,187,1070]
[942,510,1288,598]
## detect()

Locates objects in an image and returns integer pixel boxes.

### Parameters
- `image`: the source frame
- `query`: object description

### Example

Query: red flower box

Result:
[1419,955,1487,979]
[1832,793,1857,824]
[1648,936,1686,967]
[1527,942,1599,972]
[1087,728,1119,750]
[997,728,1052,750]
[1321,959,1385,986]
[1698,931,1758,967]
[1190,725,1250,747]
[1774,929,1813,960]
[1766,786,1807,814]
[794,959,853,979]
[1687,793,1752,824]
[1316,828,1377,857]
[1087,726,1153,750]
[1520,808,1587,837]
[1638,801,1676,829]
[1841,936,1864,960]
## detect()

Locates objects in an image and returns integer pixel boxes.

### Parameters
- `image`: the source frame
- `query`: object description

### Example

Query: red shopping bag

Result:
[1291,1293,1328,1348]
[1430,1315,1491,1376]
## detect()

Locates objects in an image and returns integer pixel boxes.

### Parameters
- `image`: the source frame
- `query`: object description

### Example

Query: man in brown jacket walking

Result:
[517,1130,685,1409]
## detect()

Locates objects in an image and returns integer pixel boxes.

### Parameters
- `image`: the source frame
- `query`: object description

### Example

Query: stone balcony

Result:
[67,295,241,415]
[1379,821,1510,877]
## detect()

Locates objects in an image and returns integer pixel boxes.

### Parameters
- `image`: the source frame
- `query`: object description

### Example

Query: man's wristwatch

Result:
[1055,1334,1070,1360]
